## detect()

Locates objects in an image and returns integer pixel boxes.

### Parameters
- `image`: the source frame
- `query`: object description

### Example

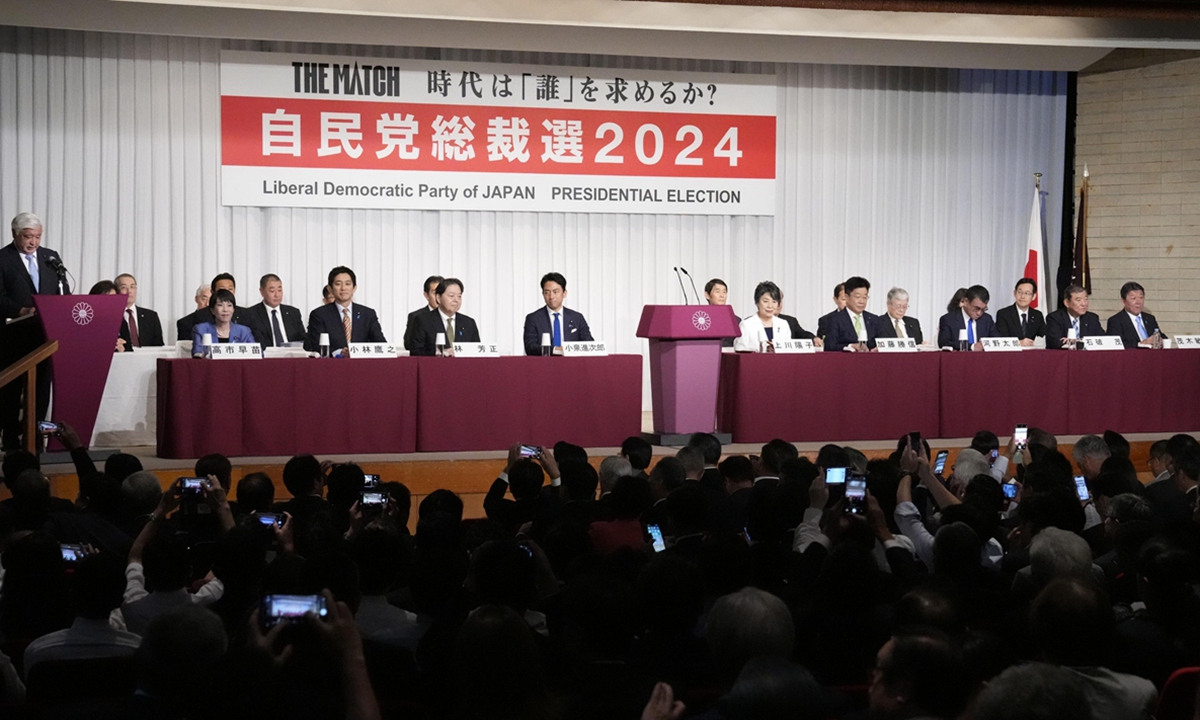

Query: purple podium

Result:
[636,305,740,445]
[33,294,127,453]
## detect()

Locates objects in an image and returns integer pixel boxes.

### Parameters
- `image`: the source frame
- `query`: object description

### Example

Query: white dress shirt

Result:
[23,617,142,673]
[265,304,289,345]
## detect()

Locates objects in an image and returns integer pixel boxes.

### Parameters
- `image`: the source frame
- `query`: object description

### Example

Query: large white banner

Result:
[220,51,777,215]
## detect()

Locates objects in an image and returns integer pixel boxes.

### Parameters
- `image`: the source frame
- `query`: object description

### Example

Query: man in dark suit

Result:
[815,282,846,342]
[243,273,306,349]
[1046,284,1106,350]
[995,277,1046,346]
[304,265,386,354]
[1107,281,1162,349]
[874,286,924,344]
[403,275,443,353]
[522,272,593,355]
[0,213,70,450]
[823,276,878,352]
[114,273,164,351]
[937,285,999,350]
[775,292,821,344]
[410,278,481,356]
[176,273,247,342]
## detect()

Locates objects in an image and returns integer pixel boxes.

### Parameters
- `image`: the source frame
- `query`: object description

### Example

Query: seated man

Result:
[874,286,923,344]
[1106,281,1162,349]
[522,272,593,355]
[775,291,821,344]
[403,274,442,352]
[304,266,386,353]
[815,282,846,341]
[24,553,142,673]
[115,273,164,350]
[822,276,877,352]
[995,277,1046,345]
[410,278,480,356]
[937,285,999,350]
[1046,284,1105,350]
[176,273,246,342]
[244,273,306,348]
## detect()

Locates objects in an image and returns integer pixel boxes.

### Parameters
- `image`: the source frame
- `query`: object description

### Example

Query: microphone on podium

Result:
[672,267,691,305]
[679,267,702,305]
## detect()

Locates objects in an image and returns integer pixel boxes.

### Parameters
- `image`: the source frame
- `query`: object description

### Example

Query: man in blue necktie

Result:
[522,272,594,356]
[936,284,999,350]
[1106,281,1162,349]
[1,212,70,450]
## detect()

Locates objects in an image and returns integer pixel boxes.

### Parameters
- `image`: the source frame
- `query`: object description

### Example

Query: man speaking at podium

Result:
[0,212,70,451]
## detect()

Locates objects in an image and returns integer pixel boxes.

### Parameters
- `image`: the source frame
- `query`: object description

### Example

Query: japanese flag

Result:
[1023,185,1046,310]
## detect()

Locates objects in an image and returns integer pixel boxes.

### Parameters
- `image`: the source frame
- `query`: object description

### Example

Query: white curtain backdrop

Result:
[0,27,1067,411]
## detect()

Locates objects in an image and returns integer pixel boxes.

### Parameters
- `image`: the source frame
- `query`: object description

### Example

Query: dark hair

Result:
[420,489,465,524]
[816,444,850,470]
[73,552,128,619]
[665,483,709,535]
[380,481,412,528]
[559,460,598,503]
[436,277,464,295]
[754,281,782,305]
[143,530,192,593]
[1062,283,1088,302]
[833,283,845,299]
[621,436,653,471]
[1177,444,1200,483]
[1119,281,1145,299]
[1015,277,1038,294]
[2,450,39,488]
[878,630,971,720]
[648,457,687,495]
[1030,578,1114,666]
[424,275,445,293]
[508,459,545,500]
[705,278,727,294]
[1102,430,1130,460]
[718,455,755,485]
[321,284,333,300]
[540,272,567,290]
[946,288,967,313]
[687,432,722,465]
[88,280,116,294]
[259,273,281,289]
[970,431,1000,455]
[351,528,409,595]
[965,285,990,304]
[610,476,653,520]
[553,441,588,466]
[195,453,233,492]
[1149,439,1170,461]
[210,273,235,292]
[326,462,367,511]
[761,438,798,474]
[282,454,323,497]
[844,276,870,295]
[328,265,357,287]
[236,472,274,514]
[208,288,236,310]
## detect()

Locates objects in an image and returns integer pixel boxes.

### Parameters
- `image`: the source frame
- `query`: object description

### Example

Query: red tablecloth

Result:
[413,355,643,452]
[717,353,941,444]
[1068,350,1200,435]
[939,351,1071,438]
[156,358,419,458]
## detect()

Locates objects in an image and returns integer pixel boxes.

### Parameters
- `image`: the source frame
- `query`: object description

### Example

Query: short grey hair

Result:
[707,587,795,680]
[598,456,633,493]
[886,287,909,304]
[844,446,868,475]
[973,663,1091,720]
[122,471,163,516]
[1107,493,1153,524]
[195,284,210,300]
[1072,435,1111,464]
[675,446,705,476]
[11,212,42,234]
[1030,527,1092,587]
[952,448,991,484]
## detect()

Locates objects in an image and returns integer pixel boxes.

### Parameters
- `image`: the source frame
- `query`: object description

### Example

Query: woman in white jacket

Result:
[735,281,790,352]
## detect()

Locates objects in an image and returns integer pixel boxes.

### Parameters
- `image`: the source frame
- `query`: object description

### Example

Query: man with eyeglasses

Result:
[936,284,999,350]
[995,277,1046,346]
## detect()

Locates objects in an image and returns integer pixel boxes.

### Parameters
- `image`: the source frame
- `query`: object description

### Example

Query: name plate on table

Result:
[1174,335,1200,349]
[1081,336,1124,351]
[876,338,918,353]
[562,340,609,356]
[210,343,263,359]
[981,338,1023,352]
[349,343,399,358]
[453,342,501,357]
[773,339,816,354]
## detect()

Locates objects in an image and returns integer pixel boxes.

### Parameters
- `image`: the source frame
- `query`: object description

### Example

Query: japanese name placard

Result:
[220,51,776,215]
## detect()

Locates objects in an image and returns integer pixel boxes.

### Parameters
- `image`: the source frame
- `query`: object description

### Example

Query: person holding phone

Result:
[734,281,792,352]
[484,443,560,533]
[192,288,256,356]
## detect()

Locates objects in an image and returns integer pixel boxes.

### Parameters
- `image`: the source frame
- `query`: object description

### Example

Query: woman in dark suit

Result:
[192,288,255,357]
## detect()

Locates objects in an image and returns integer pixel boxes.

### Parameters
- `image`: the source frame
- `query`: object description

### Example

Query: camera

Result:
[60,544,84,563]
[362,474,380,489]
[519,445,543,459]
[260,594,329,629]
[844,477,867,515]
[256,512,285,528]
[181,477,206,494]
[37,421,61,435]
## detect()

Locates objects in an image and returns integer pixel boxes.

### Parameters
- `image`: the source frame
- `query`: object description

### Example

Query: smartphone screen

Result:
[261,594,329,628]
[181,477,205,492]
[1002,482,1018,499]
[360,491,387,506]
[362,474,380,488]
[519,445,542,459]
[1074,476,1091,502]
[933,451,948,475]
[844,478,867,515]
[825,467,847,485]
[257,513,283,527]
[60,544,82,562]
[989,449,999,467]
[1014,424,1028,450]
[648,524,666,553]
[37,420,60,435]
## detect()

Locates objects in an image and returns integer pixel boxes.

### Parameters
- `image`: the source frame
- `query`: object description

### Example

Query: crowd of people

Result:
[1,423,1199,720]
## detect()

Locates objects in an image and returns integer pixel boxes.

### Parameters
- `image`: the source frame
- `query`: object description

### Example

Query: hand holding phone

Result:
[519,445,543,459]
[37,420,61,436]
[1002,481,1019,499]
[825,467,847,485]
[260,594,329,630]
[933,451,949,476]
[1013,424,1028,452]
[647,524,666,553]
[1074,476,1091,502]
[844,477,868,515]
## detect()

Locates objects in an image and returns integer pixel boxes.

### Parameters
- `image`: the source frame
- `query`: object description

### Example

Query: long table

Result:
[717,350,1200,443]
[156,355,642,458]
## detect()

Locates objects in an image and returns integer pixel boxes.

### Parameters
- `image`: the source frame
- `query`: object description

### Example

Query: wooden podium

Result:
[636,305,740,445]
